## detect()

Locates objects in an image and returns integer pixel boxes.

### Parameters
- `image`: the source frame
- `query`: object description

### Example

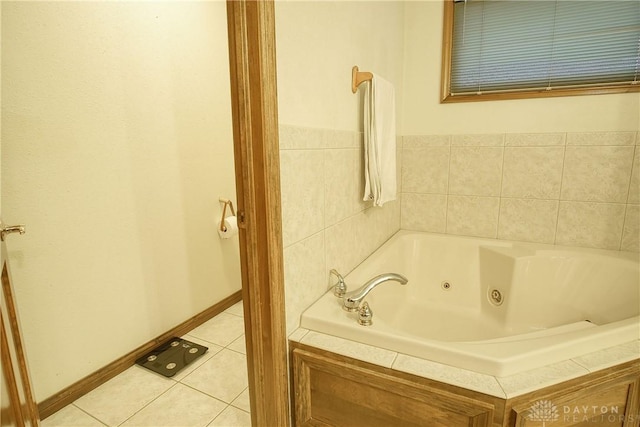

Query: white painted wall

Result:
[276,1,405,131]
[1,1,240,401]
[402,1,639,134]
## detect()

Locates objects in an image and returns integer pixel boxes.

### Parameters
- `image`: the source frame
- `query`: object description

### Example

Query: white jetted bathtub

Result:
[301,231,640,376]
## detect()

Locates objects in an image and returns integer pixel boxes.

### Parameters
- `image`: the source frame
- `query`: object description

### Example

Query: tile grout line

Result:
[495,133,507,239]
[619,145,637,251]
[553,133,568,245]
[175,385,234,427]
[115,380,180,427]
[178,381,230,407]
[70,403,109,427]
[444,135,452,233]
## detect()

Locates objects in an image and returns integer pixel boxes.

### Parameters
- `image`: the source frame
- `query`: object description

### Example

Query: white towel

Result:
[363,73,397,207]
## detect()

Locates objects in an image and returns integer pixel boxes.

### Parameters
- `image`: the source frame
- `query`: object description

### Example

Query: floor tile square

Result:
[224,301,244,317]
[41,404,105,427]
[188,313,245,347]
[74,366,174,426]
[208,406,251,427]
[120,383,227,427]
[230,388,250,413]
[227,335,246,355]
[181,349,248,403]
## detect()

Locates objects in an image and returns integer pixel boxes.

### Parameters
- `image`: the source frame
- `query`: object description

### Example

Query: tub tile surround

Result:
[400,131,640,251]
[279,124,401,335]
[282,128,638,339]
[300,330,397,368]
[495,360,589,397]
[392,353,505,397]
[573,340,640,372]
[621,204,640,252]
[289,328,640,400]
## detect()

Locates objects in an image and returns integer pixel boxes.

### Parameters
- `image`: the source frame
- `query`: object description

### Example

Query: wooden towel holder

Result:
[352,66,373,93]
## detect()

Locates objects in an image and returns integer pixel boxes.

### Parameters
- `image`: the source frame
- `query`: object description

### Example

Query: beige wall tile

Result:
[555,201,625,249]
[449,147,504,196]
[560,146,634,203]
[621,204,639,252]
[324,215,362,277]
[325,129,361,149]
[325,148,366,226]
[281,125,401,330]
[325,203,400,277]
[446,195,500,238]
[401,193,447,232]
[566,132,636,146]
[356,201,401,262]
[397,132,636,251]
[280,149,325,247]
[283,232,326,334]
[401,146,449,193]
[396,144,403,192]
[628,148,639,204]
[451,134,504,146]
[501,147,564,199]
[498,198,559,244]
[505,133,565,146]
[279,124,325,150]
[403,134,450,148]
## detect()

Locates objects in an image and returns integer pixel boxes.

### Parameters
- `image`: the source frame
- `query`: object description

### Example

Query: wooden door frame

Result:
[226,1,290,426]
[2,241,40,426]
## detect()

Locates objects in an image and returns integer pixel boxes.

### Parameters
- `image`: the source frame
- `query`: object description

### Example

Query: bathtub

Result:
[300,231,640,377]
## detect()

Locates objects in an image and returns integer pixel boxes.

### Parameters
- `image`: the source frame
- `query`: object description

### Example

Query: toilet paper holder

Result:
[219,198,236,232]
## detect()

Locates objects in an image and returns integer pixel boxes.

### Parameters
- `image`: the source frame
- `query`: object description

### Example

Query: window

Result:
[441,0,640,102]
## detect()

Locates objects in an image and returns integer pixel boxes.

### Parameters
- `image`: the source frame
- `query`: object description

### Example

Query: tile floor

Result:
[42,302,251,427]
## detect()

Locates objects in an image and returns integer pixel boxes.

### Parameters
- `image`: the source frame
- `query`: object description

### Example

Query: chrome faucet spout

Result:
[343,273,408,312]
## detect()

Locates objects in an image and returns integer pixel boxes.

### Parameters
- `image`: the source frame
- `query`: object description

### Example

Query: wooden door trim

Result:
[226,1,290,426]
[2,251,40,425]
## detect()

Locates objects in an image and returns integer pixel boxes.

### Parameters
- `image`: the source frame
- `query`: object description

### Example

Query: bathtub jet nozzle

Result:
[343,273,408,312]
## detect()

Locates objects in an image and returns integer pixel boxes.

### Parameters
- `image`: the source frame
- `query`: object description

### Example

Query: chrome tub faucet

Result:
[330,269,347,297]
[343,273,408,312]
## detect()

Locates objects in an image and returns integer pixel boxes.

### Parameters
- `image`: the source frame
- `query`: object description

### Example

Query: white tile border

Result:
[291,329,639,399]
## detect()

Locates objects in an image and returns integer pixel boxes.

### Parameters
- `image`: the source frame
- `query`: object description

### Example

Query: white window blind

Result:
[450,0,640,95]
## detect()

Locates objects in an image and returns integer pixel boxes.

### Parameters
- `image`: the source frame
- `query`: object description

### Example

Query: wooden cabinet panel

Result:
[292,346,499,427]
[291,341,639,427]
[511,369,640,427]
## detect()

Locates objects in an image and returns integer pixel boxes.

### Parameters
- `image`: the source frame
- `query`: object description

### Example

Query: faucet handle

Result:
[358,302,373,326]
[330,269,347,298]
